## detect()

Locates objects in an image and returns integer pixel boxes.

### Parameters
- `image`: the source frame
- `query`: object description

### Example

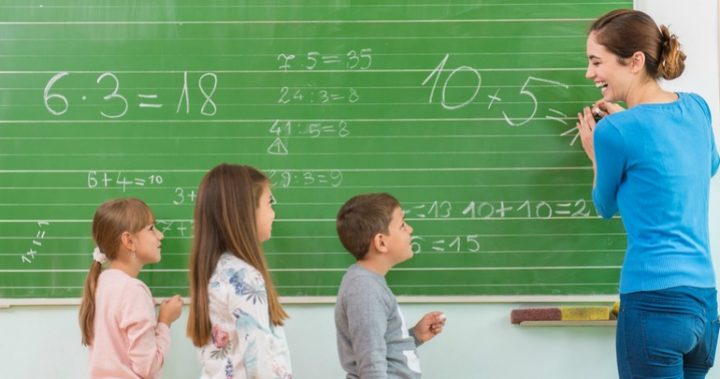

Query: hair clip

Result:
[92,247,108,264]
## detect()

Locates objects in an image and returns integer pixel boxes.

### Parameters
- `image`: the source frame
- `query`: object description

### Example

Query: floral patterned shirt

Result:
[198,253,293,379]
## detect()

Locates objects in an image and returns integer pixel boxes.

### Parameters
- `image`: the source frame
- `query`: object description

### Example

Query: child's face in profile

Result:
[133,222,164,264]
[383,206,414,264]
[255,184,276,242]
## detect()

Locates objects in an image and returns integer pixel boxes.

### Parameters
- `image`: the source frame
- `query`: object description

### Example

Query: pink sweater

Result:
[89,269,170,379]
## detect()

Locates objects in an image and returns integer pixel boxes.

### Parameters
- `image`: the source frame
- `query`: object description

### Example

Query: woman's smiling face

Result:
[585,31,634,104]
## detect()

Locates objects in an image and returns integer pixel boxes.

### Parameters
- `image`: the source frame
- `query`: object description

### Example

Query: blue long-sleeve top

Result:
[592,92,720,294]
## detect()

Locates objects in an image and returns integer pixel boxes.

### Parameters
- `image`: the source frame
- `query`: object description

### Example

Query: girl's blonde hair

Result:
[187,163,288,347]
[78,198,155,346]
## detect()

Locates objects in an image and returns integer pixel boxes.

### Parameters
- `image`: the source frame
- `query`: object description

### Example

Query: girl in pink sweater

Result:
[79,198,183,378]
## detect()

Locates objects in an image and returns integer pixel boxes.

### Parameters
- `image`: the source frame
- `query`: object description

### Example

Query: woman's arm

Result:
[592,124,626,218]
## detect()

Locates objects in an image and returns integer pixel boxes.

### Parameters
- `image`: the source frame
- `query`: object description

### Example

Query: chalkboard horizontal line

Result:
[15,134,572,140]
[0,269,187,273]
[0,184,594,192]
[264,249,626,255]
[0,236,625,244]
[0,166,592,173]
[0,216,617,223]
[324,183,591,189]
[393,266,622,271]
[0,151,586,158]
[0,116,584,124]
[271,286,342,289]
[0,135,582,141]
[0,282,618,294]
[388,282,620,288]
[269,266,622,272]
[0,286,84,290]
[0,67,585,75]
[0,196,596,206]
[1,215,614,223]
[0,269,89,273]
[0,31,590,40]
[0,103,586,110]
[0,184,593,190]
[269,232,624,238]
[0,3,628,10]
[2,185,602,192]
[0,51,583,59]
[0,219,189,223]
[0,35,587,42]
[0,18,596,26]
[0,149,583,155]
[0,187,172,190]
[0,266,621,274]
[0,283,620,290]
[0,85,597,91]
[0,248,627,256]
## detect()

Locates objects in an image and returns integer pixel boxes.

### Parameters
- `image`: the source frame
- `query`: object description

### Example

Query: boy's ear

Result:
[371,233,388,254]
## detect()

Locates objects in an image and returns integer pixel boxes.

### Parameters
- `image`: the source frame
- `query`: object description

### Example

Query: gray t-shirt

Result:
[335,264,422,379]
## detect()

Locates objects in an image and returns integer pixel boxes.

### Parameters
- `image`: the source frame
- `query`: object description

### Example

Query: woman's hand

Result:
[592,99,624,117]
[578,100,623,162]
[577,107,598,163]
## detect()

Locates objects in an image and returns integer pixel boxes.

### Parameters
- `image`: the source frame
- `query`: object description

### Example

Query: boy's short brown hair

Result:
[336,193,400,260]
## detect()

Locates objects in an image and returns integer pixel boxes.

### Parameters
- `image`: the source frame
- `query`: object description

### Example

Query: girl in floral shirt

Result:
[187,164,292,379]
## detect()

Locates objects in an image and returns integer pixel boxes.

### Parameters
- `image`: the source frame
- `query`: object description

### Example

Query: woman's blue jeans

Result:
[617,286,720,378]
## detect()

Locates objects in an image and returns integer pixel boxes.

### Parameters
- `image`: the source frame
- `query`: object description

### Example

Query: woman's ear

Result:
[629,51,646,74]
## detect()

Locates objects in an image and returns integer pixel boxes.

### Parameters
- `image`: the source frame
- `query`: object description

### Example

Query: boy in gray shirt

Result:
[335,193,446,379]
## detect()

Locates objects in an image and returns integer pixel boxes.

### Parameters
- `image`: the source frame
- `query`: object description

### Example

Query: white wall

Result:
[0,303,618,378]
[0,2,717,378]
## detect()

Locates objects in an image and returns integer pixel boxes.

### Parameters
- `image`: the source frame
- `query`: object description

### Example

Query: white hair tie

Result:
[92,247,108,264]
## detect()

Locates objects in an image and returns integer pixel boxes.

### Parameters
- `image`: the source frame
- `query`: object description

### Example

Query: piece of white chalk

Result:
[438,313,447,322]
[591,106,606,121]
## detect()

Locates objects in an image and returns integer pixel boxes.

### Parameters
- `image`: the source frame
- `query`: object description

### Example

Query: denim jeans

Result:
[617,286,720,379]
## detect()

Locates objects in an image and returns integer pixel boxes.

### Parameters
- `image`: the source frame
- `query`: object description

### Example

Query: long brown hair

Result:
[78,198,154,346]
[187,163,288,347]
[590,9,685,80]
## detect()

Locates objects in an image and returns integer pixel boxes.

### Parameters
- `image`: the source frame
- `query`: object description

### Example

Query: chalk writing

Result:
[404,199,593,219]
[20,221,49,264]
[277,48,373,71]
[43,71,218,118]
[422,54,570,126]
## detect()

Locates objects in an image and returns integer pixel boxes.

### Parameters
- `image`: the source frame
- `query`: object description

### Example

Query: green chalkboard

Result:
[0,0,631,300]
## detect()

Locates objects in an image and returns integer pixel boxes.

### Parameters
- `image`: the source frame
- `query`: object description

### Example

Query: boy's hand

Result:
[158,294,183,326]
[413,311,446,343]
